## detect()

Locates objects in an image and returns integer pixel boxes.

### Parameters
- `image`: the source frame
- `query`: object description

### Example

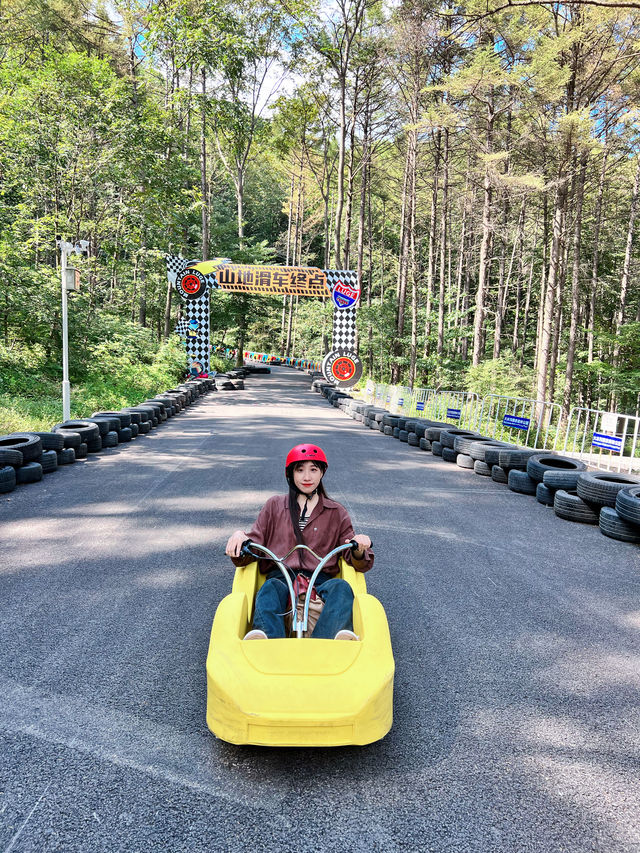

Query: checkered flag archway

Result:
[165,255,362,386]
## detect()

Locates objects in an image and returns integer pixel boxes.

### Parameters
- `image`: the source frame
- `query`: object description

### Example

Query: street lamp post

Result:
[56,238,88,422]
[60,242,71,421]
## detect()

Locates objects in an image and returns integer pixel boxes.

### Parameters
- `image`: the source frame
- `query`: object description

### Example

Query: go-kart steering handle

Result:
[239,539,359,637]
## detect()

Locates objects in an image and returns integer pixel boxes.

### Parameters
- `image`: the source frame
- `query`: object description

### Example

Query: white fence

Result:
[474,395,561,450]
[356,380,640,471]
[564,407,640,474]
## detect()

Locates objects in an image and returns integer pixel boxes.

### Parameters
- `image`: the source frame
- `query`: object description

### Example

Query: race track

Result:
[1,367,639,852]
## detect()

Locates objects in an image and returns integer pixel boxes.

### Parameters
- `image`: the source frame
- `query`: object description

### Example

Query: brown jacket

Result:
[230,493,374,576]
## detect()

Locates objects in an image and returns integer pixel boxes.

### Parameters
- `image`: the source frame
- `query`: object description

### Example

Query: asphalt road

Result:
[1,367,639,853]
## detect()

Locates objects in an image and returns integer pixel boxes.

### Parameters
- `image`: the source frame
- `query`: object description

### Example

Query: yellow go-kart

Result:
[206,541,394,747]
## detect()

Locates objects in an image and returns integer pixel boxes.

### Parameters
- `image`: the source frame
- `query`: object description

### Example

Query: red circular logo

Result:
[331,356,356,381]
[181,274,201,294]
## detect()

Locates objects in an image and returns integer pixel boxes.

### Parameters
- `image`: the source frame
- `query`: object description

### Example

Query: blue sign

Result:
[447,408,461,420]
[592,433,623,452]
[398,398,404,406]
[503,414,531,431]
[416,401,425,412]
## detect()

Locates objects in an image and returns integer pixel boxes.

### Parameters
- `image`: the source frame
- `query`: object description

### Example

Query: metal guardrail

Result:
[408,388,436,417]
[563,407,640,474]
[423,390,480,430]
[355,379,639,471]
[474,395,561,450]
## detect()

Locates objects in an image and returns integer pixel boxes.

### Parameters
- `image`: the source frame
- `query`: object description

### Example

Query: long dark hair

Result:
[286,462,328,547]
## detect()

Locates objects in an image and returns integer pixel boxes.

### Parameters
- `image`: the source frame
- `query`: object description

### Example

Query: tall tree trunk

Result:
[200,67,209,260]
[472,94,494,366]
[333,72,347,267]
[392,135,414,383]
[562,151,588,423]
[423,130,441,358]
[536,141,571,403]
[437,127,449,357]
[614,157,640,356]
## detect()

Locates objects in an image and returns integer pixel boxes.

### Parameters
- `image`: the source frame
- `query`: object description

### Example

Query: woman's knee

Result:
[319,577,353,602]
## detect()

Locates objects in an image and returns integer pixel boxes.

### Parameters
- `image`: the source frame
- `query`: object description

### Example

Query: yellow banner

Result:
[200,264,330,298]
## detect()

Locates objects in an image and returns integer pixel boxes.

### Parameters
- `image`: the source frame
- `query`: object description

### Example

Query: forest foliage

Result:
[1,0,639,424]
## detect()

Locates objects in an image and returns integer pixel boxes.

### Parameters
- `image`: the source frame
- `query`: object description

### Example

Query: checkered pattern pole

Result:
[184,293,210,373]
[166,254,211,374]
[324,269,359,353]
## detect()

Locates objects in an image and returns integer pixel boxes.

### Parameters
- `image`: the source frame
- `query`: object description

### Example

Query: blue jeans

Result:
[252,570,354,639]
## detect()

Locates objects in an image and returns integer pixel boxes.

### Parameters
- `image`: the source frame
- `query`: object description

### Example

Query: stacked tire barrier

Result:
[0,366,262,497]
[312,380,640,546]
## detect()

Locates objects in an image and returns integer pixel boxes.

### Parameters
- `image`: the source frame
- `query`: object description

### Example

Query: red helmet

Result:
[285,444,328,470]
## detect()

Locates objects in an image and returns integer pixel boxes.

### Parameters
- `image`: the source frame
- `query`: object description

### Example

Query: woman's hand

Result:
[348,534,372,559]
[226,530,248,558]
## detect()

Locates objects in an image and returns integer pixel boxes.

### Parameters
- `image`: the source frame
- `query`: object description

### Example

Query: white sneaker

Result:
[243,629,268,640]
[334,629,360,641]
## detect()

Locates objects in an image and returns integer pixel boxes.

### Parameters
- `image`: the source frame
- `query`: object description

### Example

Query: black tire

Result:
[454,435,492,455]
[124,411,142,424]
[616,486,640,526]
[383,425,393,436]
[399,429,409,443]
[419,438,432,452]
[440,429,477,449]
[577,471,640,508]
[57,447,76,464]
[508,469,537,495]
[474,460,491,476]
[498,448,538,474]
[432,441,443,457]
[138,421,151,434]
[536,482,555,506]
[123,407,152,423]
[485,447,511,467]
[147,401,169,418]
[383,414,400,428]
[40,449,58,474]
[456,453,474,469]
[103,431,119,448]
[118,427,132,443]
[86,435,103,453]
[407,433,419,447]
[599,506,640,543]
[53,421,99,444]
[363,418,371,428]
[85,417,112,436]
[32,432,65,451]
[0,433,42,462]
[543,468,585,491]
[129,422,139,437]
[149,399,174,416]
[0,447,23,467]
[468,441,511,462]
[411,421,428,438]
[491,466,507,484]
[75,443,88,459]
[60,431,82,449]
[392,427,400,439]
[142,403,164,420]
[554,489,599,524]
[17,461,43,483]
[442,446,458,463]
[0,465,16,493]
[526,454,587,484]
[424,428,445,442]
[93,411,132,427]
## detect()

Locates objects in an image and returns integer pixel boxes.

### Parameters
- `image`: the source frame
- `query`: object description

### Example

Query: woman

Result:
[225,444,373,640]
